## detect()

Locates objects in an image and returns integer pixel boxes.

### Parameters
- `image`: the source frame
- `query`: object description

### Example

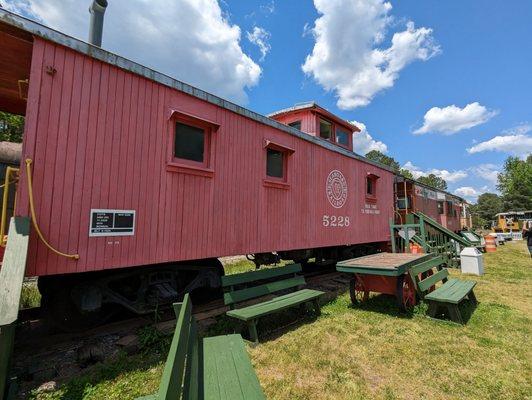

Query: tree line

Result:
[0,111,24,143]
[365,150,532,228]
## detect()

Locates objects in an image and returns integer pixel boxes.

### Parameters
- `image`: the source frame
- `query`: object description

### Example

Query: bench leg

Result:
[427,301,439,318]
[447,304,464,324]
[312,299,321,316]
[468,290,478,306]
[247,320,259,344]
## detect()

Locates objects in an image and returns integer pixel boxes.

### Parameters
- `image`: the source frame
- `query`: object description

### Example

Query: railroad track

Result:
[13,268,350,396]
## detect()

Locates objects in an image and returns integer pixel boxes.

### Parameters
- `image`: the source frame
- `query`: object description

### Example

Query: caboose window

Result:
[266,148,284,178]
[366,174,379,201]
[336,128,349,146]
[174,122,205,162]
[319,119,332,140]
[437,201,444,214]
[366,177,374,195]
[288,120,302,130]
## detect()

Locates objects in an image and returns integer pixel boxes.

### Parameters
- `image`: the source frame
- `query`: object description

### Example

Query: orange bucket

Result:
[484,235,496,252]
[410,243,423,254]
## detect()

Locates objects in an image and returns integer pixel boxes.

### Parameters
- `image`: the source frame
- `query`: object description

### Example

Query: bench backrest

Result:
[407,255,448,298]
[221,263,304,307]
[156,293,200,400]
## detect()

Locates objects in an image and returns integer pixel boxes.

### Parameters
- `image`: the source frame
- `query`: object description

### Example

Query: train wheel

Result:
[349,276,369,305]
[396,275,416,311]
[41,285,116,332]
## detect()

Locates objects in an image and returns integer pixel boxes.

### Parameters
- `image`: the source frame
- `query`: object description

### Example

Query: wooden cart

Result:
[336,253,435,310]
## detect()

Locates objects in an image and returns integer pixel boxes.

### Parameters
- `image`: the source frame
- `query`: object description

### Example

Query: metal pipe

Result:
[88,0,108,47]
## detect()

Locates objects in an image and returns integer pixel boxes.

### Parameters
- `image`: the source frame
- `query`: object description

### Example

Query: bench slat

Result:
[418,268,449,293]
[408,255,444,277]
[227,289,323,321]
[182,318,199,400]
[221,264,302,287]
[224,276,306,306]
[203,334,265,400]
[425,279,476,304]
[158,295,192,400]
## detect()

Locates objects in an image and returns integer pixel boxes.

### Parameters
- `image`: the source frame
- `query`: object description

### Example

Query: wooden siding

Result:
[18,38,393,277]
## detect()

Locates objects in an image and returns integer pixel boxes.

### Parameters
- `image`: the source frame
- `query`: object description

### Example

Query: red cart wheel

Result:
[396,275,416,311]
[349,276,369,305]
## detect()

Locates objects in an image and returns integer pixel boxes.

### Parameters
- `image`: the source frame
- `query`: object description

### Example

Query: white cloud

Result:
[4,0,262,104]
[470,163,500,185]
[260,0,275,15]
[351,120,388,155]
[414,102,497,135]
[402,161,467,183]
[246,26,271,61]
[454,186,481,201]
[467,124,532,156]
[302,0,440,110]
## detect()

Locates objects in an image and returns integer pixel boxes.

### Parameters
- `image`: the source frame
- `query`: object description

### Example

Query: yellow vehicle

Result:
[492,211,532,233]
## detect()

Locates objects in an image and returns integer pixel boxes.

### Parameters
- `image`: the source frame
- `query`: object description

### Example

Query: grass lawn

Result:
[31,242,531,400]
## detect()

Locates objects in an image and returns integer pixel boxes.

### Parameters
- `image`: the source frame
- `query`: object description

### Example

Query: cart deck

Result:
[336,253,433,276]
[336,253,436,310]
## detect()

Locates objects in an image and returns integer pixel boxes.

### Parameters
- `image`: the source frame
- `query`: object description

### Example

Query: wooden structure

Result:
[222,264,323,343]
[138,294,264,400]
[0,217,30,400]
[390,212,476,268]
[336,252,438,310]
[0,8,397,325]
[395,176,464,233]
[408,257,477,324]
[268,102,358,152]
[0,9,394,278]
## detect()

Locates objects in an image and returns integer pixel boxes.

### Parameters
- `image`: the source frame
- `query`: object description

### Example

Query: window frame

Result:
[315,116,352,150]
[288,120,302,130]
[263,139,295,189]
[334,126,351,149]
[365,173,379,202]
[319,118,333,141]
[166,109,219,177]
[437,201,445,215]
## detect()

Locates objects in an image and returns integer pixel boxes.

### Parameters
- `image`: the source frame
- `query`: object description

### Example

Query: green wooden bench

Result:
[408,256,477,324]
[138,293,264,400]
[222,264,324,343]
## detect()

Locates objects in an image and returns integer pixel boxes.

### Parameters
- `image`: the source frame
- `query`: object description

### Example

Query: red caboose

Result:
[395,176,463,232]
[0,10,395,325]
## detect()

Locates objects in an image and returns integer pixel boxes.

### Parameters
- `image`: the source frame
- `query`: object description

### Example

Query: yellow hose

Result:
[25,158,79,260]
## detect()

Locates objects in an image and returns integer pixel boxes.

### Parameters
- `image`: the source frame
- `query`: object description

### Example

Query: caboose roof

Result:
[0,8,394,173]
[268,102,360,133]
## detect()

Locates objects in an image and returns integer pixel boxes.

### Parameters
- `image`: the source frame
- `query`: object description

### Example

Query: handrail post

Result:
[389,218,396,253]
[404,226,410,254]
[419,214,428,252]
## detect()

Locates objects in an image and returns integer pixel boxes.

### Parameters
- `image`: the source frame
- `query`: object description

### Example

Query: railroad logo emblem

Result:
[326,170,348,208]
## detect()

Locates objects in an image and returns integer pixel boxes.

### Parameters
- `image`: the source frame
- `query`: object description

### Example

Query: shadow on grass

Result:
[206,304,321,343]
[346,293,417,319]
[341,292,479,326]
[29,341,170,400]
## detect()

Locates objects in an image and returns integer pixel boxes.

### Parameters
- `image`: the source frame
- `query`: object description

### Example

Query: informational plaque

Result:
[89,209,135,237]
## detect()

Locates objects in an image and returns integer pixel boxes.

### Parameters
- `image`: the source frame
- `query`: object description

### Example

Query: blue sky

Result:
[4,0,532,201]
[227,0,532,200]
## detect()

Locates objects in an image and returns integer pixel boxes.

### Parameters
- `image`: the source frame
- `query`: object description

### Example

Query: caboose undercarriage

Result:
[37,258,224,330]
[37,242,385,330]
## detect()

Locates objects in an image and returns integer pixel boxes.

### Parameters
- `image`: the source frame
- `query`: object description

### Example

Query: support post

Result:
[419,214,428,252]
[390,218,396,253]
[247,320,259,344]
[0,217,30,400]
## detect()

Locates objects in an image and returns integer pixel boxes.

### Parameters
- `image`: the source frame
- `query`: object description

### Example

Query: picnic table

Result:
[336,252,439,310]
